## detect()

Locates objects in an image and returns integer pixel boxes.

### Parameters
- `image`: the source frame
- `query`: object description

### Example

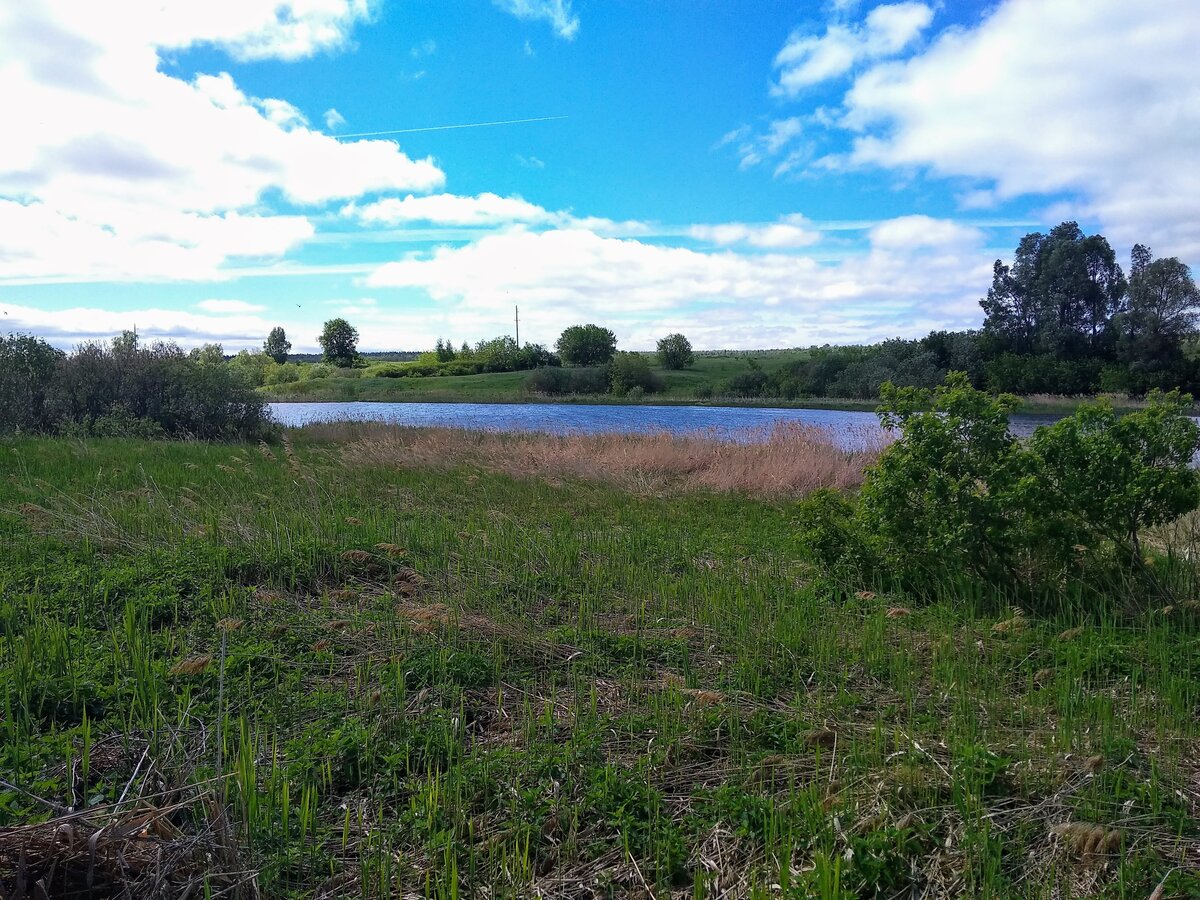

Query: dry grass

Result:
[329,420,886,497]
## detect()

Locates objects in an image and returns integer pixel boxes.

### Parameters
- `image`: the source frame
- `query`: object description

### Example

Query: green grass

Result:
[1,432,1197,897]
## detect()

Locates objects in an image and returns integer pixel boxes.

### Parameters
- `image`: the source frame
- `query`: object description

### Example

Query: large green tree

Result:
[980,222,1125,358]
[319,318,360,367]
[556,324,617,366]
[656,333,694,370]
[1119,245,1200,379]
[264,327,292,364]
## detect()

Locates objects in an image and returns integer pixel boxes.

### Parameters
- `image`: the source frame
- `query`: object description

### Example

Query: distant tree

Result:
[0,334,63,432]
[1119,247,1200,380]
[189,343,225,366]
[318,318,360,367]
[656,333,694,370]
[264,327,291,364]
[980,222,1125,358]
[556,324,617,366]
[434,338,456,362]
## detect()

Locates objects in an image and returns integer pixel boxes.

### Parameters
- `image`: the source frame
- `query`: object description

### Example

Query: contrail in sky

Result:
[333,115,567,139]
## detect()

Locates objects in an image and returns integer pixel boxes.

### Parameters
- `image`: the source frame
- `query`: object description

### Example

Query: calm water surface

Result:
[269,401,1064,446]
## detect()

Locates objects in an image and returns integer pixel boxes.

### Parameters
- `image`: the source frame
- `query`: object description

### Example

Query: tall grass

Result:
[332,420,887,497]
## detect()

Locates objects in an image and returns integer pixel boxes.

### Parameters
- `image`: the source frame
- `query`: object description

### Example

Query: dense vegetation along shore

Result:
[258,359,1167,415]
[2,381,1198,897]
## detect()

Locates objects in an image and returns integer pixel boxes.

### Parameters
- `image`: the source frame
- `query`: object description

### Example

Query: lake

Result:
[269,401,1065,446]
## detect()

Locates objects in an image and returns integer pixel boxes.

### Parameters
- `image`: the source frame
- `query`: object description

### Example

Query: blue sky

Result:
[2,0,1197,351]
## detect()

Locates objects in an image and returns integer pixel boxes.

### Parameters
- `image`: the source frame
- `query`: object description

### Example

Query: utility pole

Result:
[515,305,520,347]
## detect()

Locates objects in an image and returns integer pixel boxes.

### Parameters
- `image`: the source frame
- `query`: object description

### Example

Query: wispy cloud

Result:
[493,0,580,40]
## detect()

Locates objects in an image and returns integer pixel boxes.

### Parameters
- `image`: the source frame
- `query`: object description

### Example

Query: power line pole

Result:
[515,305,520,347]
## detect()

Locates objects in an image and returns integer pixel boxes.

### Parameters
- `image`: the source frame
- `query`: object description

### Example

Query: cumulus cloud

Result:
[837,0,1200,259]
[0,301,278,350]
[0,1,443,283]
[364,217,992,346]
[773,2,933,96]
[493,0,580,40]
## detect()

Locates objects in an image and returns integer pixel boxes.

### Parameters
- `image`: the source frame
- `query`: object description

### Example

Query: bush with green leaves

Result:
[608,352,663,396]
[0,334,63,432]
[802,373,1200,602]
[319,318,360,368]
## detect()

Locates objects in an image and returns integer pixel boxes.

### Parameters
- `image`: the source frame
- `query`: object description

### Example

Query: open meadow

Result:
[1,422,1198,898]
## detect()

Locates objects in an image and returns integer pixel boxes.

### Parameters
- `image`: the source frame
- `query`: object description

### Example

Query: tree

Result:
[556,324,617,366]
[264,327,292,364]
[0,334,63,432]
[1124,251,1199,352]
[189,343,225,366]
[434,338,456,362]
[318,318,359,367]
[980,222,1126,358]
[656,333,694,370]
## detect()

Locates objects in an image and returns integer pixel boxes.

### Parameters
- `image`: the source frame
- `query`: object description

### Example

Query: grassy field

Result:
[1,430,1198,897]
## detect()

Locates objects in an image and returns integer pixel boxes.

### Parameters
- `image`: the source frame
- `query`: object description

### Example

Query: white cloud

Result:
[347,193,557,227]
[722,117,807,173]
[515,154,545,169]
[323,107,347,131]
[364,217,993,347]
[0,301,278,350]
[690,215,820,249]
[0,1,443,283]
[494,0,580,40]
[197,299,268,314]
[773,2,933,96]
[837,0,1200,259]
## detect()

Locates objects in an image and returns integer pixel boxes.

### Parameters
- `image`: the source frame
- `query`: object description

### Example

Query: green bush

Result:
[263,362,301,385]
[609,352,662,396]
[656,333,694,370]
[0,334,63,432]
[41,333,275,441]
[802,373,1200,603]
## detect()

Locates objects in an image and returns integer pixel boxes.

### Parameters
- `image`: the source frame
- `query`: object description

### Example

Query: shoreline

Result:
[262,391,1167,416]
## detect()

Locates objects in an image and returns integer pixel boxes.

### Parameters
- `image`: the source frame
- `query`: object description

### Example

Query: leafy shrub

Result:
[609,352,662,396]
[525,367,572,395]
[41,333,275,441]
[802,373,1200,603]
[625,385,646,400]
[695,384,714,400]
[726,370,769,397]
[525,366,611,395]
[263,362,301,385]
[0,334,62,432]
[307,363,334,380]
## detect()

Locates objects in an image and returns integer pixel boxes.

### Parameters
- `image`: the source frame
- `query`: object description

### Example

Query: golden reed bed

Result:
[303,420,889,497]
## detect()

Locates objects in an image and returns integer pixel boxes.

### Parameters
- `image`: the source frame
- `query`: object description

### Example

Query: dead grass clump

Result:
[1051,822,1122,860]
[0,797,255,899]
[340,421,888,498]
[169,654,213,676]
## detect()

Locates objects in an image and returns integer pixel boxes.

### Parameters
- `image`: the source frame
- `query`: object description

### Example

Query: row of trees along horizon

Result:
[249,221,1200,400]
[2,221,1199,439]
